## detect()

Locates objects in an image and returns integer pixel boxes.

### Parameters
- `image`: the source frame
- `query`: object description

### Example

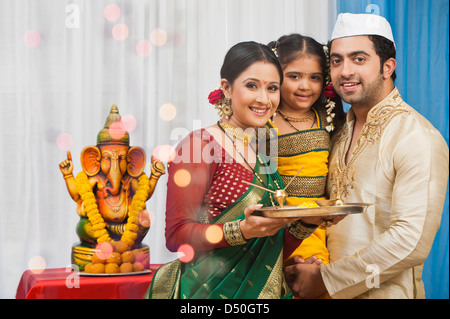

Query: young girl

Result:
[267,34,345,267]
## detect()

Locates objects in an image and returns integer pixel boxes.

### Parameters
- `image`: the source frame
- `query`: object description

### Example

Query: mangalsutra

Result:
[219,122,254,146]
[218,121,282,206]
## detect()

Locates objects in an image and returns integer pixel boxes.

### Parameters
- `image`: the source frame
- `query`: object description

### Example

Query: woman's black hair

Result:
[268,34,346,135]
[220,41,283,86]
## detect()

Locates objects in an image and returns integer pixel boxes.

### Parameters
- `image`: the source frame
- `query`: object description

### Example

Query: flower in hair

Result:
[325,100,336,132]
[208,88,225,105]
[208,88,232,118]
[323,45,336,132]
[271,47,278,57]
[324,84,336,98]
[271,40,279,57]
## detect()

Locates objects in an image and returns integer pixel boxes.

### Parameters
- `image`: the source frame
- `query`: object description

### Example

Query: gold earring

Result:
[222,97,233,119]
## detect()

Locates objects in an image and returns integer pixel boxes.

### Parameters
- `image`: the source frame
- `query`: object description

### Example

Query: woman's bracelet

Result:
[287,220,318,239]
[223,220,247,246]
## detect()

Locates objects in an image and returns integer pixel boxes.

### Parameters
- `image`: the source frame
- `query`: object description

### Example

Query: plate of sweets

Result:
[80,240,151,276]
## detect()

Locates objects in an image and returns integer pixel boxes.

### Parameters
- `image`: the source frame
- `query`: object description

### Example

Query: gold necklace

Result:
[217,121,281,206]
[219,122,254,146]
[278,109,315,122]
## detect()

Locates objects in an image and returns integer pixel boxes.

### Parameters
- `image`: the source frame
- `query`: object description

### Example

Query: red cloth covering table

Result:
[16,264,162,299]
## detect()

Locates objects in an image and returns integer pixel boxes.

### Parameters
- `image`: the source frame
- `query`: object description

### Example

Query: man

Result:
[284,13,449,299]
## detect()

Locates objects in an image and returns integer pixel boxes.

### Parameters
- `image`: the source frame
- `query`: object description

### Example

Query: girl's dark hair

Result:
[268,34,346,135]
[220,41,283,86]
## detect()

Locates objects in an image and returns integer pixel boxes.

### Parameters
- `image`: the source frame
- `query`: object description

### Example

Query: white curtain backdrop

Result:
[0,0,336,298]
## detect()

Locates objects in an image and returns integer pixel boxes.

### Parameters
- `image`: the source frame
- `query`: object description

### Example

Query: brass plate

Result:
[257,203,371,218]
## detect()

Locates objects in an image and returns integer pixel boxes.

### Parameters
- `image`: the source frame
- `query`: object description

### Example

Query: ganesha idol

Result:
[59,105,165,271]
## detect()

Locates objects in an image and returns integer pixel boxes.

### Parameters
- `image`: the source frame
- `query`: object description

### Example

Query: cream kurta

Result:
[321,88,449,299]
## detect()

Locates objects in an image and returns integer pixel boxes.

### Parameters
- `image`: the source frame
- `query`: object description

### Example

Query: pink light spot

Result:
[152,144,176,163]
[121,114,137,132]
[95,242,113,260]
[24,30,41,48]
[112,23,129,41]
[104,4,121,22]
[147,209,156,226]
[177,244,194,263]
[138,209,150,228]
[109,121,126,139]
[150,29,168,46]
[28,256,46,274]
[56,132,73,150]
[136,40,152,57]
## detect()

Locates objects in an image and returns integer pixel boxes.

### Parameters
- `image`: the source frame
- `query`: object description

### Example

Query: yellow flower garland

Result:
[75,171,151,247]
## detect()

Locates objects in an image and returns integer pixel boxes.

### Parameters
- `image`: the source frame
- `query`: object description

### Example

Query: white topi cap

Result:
[331,13,395,48]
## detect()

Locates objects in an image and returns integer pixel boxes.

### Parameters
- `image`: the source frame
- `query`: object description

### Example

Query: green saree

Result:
[145,160,291,299]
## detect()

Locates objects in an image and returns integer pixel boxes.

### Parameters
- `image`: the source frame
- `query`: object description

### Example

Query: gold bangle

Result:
[223,220,247,246]
[287,220,318,239]
[64,174,74,179]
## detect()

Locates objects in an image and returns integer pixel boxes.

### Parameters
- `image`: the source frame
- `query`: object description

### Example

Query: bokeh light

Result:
[159,103,177,121]
[152,144,176,163]
[24,30,41,48]
[109,121,126,140]
[56,132,73,150]
[121,114,137,132]
[112,23,129,41]
[177,244,194,263]
[172,32,186,47]
[138,209,150,228]
[95,242,113,260]
[136,40,152,57]
[147,209,156,227]
[205,225,223,244]
[28,256,46,274]
[104,4,121,22]
[150,28,168,46]
[174,169,191,187]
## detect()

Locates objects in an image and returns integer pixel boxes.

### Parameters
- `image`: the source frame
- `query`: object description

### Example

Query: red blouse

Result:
[164,129,302,259]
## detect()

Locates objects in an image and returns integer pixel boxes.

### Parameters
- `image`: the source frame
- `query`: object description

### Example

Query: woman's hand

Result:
[239,204,300,240]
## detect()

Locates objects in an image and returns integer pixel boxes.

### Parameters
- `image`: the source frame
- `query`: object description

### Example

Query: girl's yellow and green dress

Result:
[267,107,330,266]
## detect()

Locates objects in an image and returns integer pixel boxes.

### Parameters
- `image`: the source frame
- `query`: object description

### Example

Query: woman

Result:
[145,41,325,299]
[267,34,345,266]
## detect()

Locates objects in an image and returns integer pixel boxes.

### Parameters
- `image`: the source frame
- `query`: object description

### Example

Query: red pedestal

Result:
[16,264,162,299]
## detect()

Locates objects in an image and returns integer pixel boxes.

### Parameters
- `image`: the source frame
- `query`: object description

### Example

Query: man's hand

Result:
[284,258,327,299]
